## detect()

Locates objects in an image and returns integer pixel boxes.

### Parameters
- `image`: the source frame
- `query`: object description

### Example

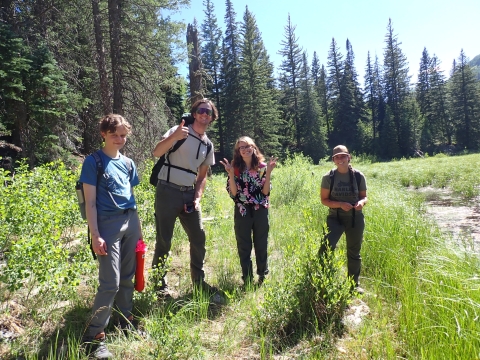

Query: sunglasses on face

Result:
[195,108,213,116]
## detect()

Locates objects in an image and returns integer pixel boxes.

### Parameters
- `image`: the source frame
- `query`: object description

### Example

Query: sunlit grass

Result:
[1,153,480,358]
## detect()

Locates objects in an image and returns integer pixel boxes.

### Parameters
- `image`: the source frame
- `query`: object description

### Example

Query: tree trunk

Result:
[92,0,111,115]
[187,23,203,106]
[108,0,123,114]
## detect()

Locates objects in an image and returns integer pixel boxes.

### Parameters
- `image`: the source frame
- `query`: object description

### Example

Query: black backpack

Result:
[149,115,212,186]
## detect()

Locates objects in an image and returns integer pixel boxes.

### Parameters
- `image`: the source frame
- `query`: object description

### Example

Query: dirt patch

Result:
[418,187,480,252]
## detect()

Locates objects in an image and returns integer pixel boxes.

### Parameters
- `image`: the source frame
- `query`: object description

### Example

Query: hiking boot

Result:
[193,281,225,304]
[82,333,113,359]
[354,286,365,295]
[257,276,265,287]
[119,315,146,338]
[155,282,173,300]
[194,280,218,294]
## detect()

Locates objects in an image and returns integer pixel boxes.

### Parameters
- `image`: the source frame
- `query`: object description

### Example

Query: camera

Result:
[184,202,195,214]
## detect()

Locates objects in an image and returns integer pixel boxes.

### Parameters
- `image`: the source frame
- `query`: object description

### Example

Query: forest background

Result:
[1,0,480,168]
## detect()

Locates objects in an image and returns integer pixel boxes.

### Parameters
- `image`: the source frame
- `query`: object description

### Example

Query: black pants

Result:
[234,205,269,281]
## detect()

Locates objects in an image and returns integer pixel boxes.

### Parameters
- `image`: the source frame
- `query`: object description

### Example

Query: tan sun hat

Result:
[332,145,350,158]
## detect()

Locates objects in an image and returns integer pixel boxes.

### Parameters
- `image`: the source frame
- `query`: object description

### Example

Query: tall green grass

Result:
[1,153,480,359]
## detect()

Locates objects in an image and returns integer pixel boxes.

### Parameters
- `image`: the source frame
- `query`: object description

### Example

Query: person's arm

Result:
[354,190,367,210]
[320,187,354,212]
[83,183,108,255]
[131,187,144,239]
[219,158,237,197]
[262,157,277,195]
[152,120,189,158]
[193,164,209,210]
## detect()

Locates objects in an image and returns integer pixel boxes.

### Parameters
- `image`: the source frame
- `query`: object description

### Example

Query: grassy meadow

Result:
[0,153,480,359]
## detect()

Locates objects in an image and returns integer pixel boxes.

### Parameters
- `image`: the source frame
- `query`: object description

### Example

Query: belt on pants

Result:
[159,179,194,191]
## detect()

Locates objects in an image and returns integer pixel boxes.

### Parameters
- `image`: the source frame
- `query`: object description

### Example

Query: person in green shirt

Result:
[320,145,368,294]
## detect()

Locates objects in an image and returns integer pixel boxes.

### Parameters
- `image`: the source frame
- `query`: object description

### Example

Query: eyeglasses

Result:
[195,108,213,116]
[238,145,252,151]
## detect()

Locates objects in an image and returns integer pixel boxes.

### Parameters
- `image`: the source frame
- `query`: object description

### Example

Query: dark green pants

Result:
[320,211,365,286]
[234,205,269,282]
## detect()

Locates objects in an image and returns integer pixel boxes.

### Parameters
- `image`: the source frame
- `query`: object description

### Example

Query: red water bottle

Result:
[134,239,147,292]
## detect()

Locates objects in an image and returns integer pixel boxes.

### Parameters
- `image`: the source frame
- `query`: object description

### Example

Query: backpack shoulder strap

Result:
[353,169,361,189]
[329,169,335,194]
[91,150,104,183]
[206,139,212,155]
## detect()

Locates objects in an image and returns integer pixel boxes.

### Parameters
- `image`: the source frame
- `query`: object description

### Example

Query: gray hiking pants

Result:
[320,210,365,286]
[86,209,140,337]
[152,181,206,284]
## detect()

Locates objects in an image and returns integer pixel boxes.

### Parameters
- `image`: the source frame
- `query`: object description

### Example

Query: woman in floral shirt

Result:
[220,136,277,286]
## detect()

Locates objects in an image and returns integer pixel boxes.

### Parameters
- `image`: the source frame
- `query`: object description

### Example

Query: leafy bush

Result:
[254,207,352,351]
[0,161,94,299]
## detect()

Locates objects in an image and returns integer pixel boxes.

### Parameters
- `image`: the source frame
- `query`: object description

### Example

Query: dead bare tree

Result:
[187,23,204,106]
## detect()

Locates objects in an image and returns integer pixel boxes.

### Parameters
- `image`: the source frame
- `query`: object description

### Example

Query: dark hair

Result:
[99,114,132,136]
[190,98,218,122]
[232,136,265,172]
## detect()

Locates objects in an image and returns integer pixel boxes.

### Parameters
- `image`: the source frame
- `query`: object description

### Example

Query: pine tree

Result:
[449,49,480,150]
[326,37,343,147]
[428,55,452,146]
[337,39,365,151]
[237,7,282,156]
[381,19,412,158]
[200,0,224,155]
[221,0,242,157]
[311,52,330,137]
[298,52,327,162]
[364,51,385,152]
[416,49,451,151]
[278,14,303,149]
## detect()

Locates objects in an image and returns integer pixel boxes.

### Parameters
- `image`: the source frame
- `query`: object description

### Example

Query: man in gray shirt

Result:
[152,98,217,296]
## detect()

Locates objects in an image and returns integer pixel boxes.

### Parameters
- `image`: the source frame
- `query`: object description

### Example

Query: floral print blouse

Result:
[226,163,270,216]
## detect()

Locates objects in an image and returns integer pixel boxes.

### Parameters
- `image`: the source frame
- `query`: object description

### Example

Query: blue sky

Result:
[168,0,479,84]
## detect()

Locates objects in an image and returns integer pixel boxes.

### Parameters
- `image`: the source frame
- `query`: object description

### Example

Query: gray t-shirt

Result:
[321,168,367,216]
[158,125,215,186]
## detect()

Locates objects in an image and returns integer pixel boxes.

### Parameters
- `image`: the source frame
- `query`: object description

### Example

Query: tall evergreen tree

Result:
[278,14,302,149]
[333,39,364,151]
[449,49,480,150]
[416,48,431,117]
[311,52,330,137]
[298,52,327,162]
[221,0,242,157]
[416,49,451,151]
[364,51,385,152]
[326,37,344,147]
[381,19,412,158]
[200,0,224,155]
[237,6,282,156]
[428,55,452,146]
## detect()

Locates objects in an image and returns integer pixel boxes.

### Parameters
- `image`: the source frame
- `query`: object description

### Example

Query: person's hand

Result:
[354,201,364,211]
[266,156,278,174]
[173,119,189,141]
[92,235,108,256]
[193,197,201,211]
[340,202,354,211]
[219,158,234,175]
